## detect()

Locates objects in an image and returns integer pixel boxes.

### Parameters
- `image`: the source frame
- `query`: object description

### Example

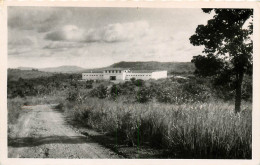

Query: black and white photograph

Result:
[2,3,258,162]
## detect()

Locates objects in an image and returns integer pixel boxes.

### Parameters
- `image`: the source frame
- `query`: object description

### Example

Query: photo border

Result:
[0,1,259,165]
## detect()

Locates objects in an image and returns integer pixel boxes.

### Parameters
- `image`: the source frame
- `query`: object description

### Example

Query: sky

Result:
[8,7,214,69]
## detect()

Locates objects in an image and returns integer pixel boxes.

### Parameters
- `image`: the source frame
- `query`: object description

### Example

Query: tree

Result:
[190,9,253,113]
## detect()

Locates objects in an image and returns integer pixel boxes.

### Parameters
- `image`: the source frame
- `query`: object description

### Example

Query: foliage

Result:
[8,69,55,81]
[90,84,108,99]
[133,79,145,87]
[66,90,79,102]
[136,87,152,103]
[85,80,93,89]
[7,71,252,159]
[155,79,212,104]
[7,73,81,98]
[190,9,253,112]
[110,84,122,98]
[62,97,252,159]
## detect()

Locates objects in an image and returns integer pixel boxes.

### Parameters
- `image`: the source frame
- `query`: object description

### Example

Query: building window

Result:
[109,71,111,73]
[119,71,121,73]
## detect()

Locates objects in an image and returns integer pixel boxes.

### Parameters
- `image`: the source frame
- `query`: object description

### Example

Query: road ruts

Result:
[8,104,119,158]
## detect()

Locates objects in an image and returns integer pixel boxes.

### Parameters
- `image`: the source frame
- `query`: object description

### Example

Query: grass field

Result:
[59,97,251,159]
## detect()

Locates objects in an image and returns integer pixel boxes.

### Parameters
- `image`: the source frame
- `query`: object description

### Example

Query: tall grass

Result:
[8,97,25,125]
[8,95,65,125]
[61,97,251,159]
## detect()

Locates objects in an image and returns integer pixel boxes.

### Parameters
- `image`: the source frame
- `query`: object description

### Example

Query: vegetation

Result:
[61,98,251,159]
[8,69,55,81]
[7,66,252,158]
[190,9,253,113]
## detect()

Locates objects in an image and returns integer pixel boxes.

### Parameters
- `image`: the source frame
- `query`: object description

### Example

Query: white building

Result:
[82,68,167,81]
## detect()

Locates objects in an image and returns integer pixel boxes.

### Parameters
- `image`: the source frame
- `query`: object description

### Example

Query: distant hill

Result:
[40,65,85,73]
[17,67,36,70]
[8,69,55,81]
[17,65,85,73]
[110,61,195,74]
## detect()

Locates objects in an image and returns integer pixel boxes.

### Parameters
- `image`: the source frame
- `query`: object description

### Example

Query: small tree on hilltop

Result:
[190,9,253,113]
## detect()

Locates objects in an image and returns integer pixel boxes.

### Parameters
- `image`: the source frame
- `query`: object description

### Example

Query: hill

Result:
[110,61,195,74]
[17,67,37,70]
[16,65,85,73]
[8,69,55,81]
[40,65,85,73]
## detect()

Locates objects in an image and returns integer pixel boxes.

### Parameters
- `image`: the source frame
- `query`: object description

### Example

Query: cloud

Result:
[8,37,35,46]
[45,21,151,43]
[8,7,62,33]
[43,41,84,50]
[45,25,85,41]
[8,47,33,56]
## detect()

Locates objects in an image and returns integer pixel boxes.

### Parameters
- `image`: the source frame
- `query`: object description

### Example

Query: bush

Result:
[130,77,136,83]
[134,79,145,87]
[66,90,79,102]
[154,79,212,104]
[110,84,122,98]
[136,87,152,103]
[90,84,108,99]
[85,81,93,89]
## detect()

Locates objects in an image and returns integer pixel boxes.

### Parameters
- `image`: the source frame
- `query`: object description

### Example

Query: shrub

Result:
[85,81,93,89]
[66,90,79,102]
[90,84,108,99]
[130,77,136,83]
[134,79,145,87]
[136,87,152,103]
[110,84,122,98]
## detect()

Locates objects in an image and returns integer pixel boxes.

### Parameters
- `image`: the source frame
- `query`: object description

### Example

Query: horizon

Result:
[9,60,193,69]
[8,7,213,68]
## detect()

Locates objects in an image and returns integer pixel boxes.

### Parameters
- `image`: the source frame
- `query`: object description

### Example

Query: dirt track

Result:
[8,104,119,158]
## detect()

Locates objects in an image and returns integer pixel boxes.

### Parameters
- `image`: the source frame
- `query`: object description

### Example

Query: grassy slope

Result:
[8,69,55,81]
[111,61,195,73]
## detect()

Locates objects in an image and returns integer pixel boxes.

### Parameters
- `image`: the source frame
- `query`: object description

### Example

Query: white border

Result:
[0,1,259,165]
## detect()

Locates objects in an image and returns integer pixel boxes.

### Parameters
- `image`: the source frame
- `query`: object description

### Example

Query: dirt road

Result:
[8,104,119,158]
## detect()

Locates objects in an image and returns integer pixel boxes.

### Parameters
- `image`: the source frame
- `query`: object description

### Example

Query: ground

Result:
[8,104,120,158]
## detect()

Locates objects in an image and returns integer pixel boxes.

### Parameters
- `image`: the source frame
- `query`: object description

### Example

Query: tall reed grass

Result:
[61,97,251,159]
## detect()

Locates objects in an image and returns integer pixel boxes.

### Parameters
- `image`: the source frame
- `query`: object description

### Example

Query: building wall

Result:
[82,73,103,80]
[82,70,167,81]
[103,69,129,80]
[103,72,125,80]
[151,71,167,80]
[125,73,152,80]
